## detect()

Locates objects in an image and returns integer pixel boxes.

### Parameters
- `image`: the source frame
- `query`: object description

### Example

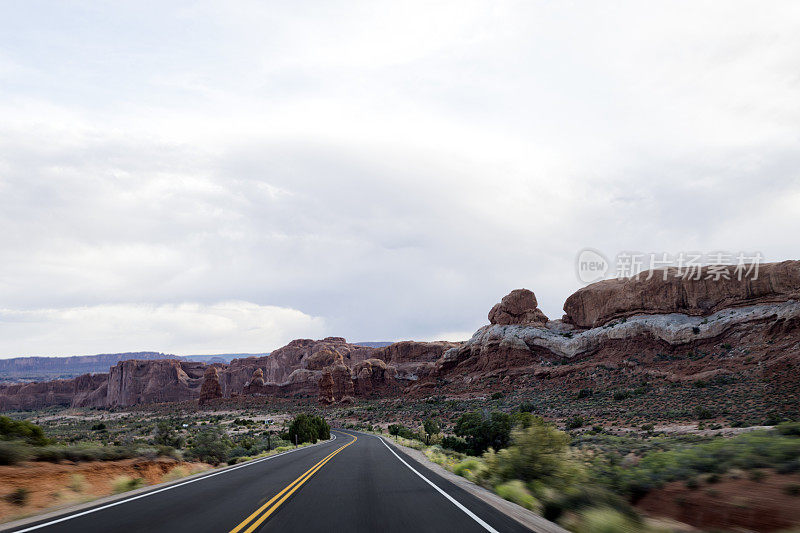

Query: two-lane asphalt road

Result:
[5,430,533,533]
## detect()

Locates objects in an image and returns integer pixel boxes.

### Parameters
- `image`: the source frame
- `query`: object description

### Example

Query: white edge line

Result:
[378,436,500,533]
[10,433,338,533]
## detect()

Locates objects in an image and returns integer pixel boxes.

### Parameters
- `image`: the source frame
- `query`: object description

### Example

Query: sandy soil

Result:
[637,471,800,532]
[0,459,209,523]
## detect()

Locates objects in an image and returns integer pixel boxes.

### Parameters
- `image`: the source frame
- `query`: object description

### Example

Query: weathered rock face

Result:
[199,366,223,405]
[318,364,354,403]
[106,359,206,407]
[489,289,549,326]
[435,269,800,398]
[563,260,800,328]
[371,341,460,382]
[352,358,398,396]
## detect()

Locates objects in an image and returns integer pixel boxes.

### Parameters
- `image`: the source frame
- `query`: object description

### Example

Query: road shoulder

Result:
[379,436,569,533]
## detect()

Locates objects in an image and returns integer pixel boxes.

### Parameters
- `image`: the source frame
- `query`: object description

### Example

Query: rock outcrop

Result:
[488,288,549,326]
[435,262,800,397]
[371,341,459,382]
[106,359,206,406]
[563,260,800,328]
[198,366,223,405]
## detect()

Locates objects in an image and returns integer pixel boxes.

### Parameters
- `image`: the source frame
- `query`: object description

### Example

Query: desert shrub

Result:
[163,466,190,482]
[484,418,577,489]
[185,425,232,465]
[694,406,713,420]
[495,480,541,512]
[593,429,800,499]
[541,485,635,522]
[491,392,504,400]
[453,458,485,482]
[5,488,29,506]
[566,416,584,430]
[388,424,417,440]
[776,422,800,437]
[577,389,594,399]
[612,390,633,401]
[112,476,144,493]
[68,474,87,493]
[454,411,512,455]
[154,421,184,448]
[563,506,640,533]
[518,401,536,413]
[441,435,470,453]
[0,441,33,465]
[0,416,49,446]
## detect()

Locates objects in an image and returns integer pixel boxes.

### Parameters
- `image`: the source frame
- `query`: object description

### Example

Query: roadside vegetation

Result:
[0,410,332,522]
[380,410,800,532]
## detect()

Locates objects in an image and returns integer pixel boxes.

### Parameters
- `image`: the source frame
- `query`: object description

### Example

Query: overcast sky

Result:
[1,1,799,357]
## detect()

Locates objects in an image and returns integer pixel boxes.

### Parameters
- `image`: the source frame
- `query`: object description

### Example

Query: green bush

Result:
[185,425,232,465]
[566,416,584,430]
[154,421,184,448]
[454,411,512,455]
[453,458,485,482]
[593,429,800,499]
[777,422,800,436]
[441,435,470,453]
[0,416,49,446]
[68,474,87,493]
[484,418,577,488]
[518,402,536,413]
[0,441,33,465]
[5,488,29,506]
[495,480,541,512]
[112,476,144,493]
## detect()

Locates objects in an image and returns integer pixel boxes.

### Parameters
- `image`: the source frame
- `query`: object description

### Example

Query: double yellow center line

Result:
[229,433,357,533]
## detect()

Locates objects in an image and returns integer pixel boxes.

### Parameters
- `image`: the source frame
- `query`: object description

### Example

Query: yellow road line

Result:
[229,433,357,533]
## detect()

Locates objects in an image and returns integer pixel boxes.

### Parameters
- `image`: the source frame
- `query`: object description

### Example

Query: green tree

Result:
[287,414,330,445]
[423,418,440,445]
[454,411,512,455]
[186,425,231,465]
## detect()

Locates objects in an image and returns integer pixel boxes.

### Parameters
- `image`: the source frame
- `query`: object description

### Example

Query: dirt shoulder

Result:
[0,458,208,523]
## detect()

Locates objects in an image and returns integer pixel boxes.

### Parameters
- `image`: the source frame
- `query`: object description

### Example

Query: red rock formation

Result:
[199,366,223,405]
[563,260,800,328]
[372,341,459,382]
[489,288,549,326]
[106,359,206,407]
[352,358,398,396]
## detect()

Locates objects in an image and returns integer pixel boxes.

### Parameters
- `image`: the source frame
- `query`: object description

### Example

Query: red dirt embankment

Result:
[0,458,209,522]
[637,471,800,531]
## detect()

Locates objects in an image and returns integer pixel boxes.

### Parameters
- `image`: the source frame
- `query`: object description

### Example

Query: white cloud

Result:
[0,1,799,356]
[0,302,327,357]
